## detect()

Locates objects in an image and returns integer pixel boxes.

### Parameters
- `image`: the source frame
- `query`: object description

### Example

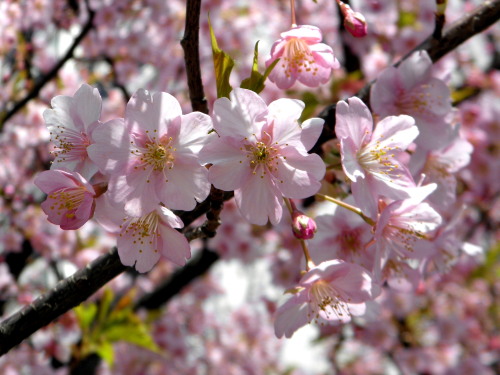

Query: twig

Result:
[0,7,95,131]
[180,0,209,114]
[0,248,127,356]
[134,247,220,310]
[318,0,500,128]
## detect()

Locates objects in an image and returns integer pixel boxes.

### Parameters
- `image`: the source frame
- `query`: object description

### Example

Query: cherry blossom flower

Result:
[199,88,325,225]
[43,84,103,180]
[265,24,340,89]
[335,96,419,218]
[87,89,212,217]
[410,129,473,212]
[116,206,191,273]
[274,260,375,338]
[310,199,375,271]
[373,195,442,285]
[34,169,98,230]
[370,50,454,150]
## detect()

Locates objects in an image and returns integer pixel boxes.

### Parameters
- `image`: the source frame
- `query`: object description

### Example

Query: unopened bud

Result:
[339,2,367,38]
[292,211,317,240]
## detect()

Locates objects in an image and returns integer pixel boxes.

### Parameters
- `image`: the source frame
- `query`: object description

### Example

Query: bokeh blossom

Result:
[200,88,325,225]
[370,50,454,150]
[265,24,340,89]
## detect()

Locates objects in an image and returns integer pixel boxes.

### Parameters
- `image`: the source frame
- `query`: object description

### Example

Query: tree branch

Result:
[0,248,126,356]
[318,0,500,128]
[181,0,209,114]
[0,8,95,131]
[134,247,219,310]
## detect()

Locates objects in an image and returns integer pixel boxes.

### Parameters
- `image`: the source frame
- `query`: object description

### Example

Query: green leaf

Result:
[95,341,115,366]
[209,16,235,98]
[240,42,279,94]
[75,303,98,331]
[103,321,161,354]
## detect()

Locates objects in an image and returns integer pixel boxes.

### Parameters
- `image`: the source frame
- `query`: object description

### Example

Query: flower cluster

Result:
[36,86,326,272]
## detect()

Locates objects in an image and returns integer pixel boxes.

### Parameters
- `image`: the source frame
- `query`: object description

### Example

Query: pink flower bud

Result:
[292,211,317,240]
[339,2,368,38]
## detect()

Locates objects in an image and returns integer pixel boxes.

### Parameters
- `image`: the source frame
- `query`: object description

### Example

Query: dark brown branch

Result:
[0,248,126,356]
[0,8,95,131]
[134,247,220,310]
[180,0,209,114]
[319,0,500,126]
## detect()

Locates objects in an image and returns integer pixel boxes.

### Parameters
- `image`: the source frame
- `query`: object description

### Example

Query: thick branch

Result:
[181,0,209,114]
[0,248,126,356]
[0,9,95,131]
[319,0,500,127]
[134,247,219,310]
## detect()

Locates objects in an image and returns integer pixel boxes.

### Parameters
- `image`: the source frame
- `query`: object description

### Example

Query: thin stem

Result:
[290,0,297,27]
[316,193,376,226]
[283,197,315,270]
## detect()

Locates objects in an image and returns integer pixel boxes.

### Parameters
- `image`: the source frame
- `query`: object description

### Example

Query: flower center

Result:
[239,135,284,180]
[395,87,429,115]
[357,138,400,178]
[50,126,91,162]
[309,280,350,322]
[120,211,160,254]
[386,223,428,256]
[132,132,176,182]
[48,186,88,218]
[282,38,318,77]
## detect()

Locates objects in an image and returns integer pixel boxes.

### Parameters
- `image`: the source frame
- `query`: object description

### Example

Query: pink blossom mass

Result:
[2,0,499,373]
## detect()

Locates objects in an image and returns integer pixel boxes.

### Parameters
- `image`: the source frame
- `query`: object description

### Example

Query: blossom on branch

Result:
[335,97,419,218]
[34,169,98,230]
[265,25,340,89]
[44,84,103,180]
[116,206,191,273]
[370,50,454,150]
[199,88,325,225]
[274,260,376,338]
[87,89,212,217]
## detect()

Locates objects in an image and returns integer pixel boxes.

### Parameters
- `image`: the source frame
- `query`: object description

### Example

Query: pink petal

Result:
[177,112,213,152]
[73,84,102,130]
[87,118,130,175]
[300,118,324,151]
[126,89,182,135]
[274,292,310,338]
[213,89,268,138]
[335,97,373,147]
[157,225,191,266]
[158,158,211,210]
[235,175,283,225]
[267,99,304,146]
